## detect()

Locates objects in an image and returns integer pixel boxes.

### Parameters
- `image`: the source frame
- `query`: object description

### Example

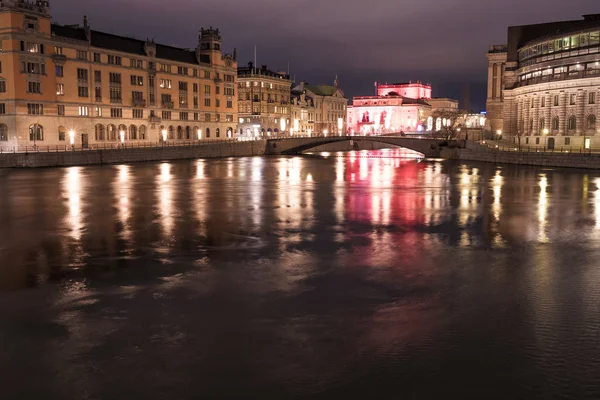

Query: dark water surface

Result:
[2,149,600,399]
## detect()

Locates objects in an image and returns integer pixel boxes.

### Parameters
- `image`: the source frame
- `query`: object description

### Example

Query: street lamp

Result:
[161,129,167,142]
[69,129,75,146]
[119,130,125,144]
[307,128,312,137]
[323,129,328,137]
[197,129,201,141]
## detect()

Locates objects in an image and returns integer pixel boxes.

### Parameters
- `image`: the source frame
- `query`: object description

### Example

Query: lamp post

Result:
[162,129,167,143]
[543,128,549,150]
[119,130,125,146]
[69,129,75,150]
[197,129,201,141]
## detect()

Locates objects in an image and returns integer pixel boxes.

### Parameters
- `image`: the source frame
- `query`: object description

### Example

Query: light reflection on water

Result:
[1,151,600,398]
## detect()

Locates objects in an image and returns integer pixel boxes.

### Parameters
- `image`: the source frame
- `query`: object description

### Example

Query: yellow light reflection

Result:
[63,167,83,241]
[492,170,503,222]
[157,163,174,238]
[594,178,600,229]
[115,165,131,243]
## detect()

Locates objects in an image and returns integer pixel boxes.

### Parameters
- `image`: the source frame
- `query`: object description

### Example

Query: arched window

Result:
[539,118,545,132]
[216,128,220,138]
[586,115,596,131]
[205,128,210,138]
[567,116,576,131]
[168,126,174,139]
[29,124,43,141]
[185,126,191,140]
[59,126,67,142]
[107,125,117,141]
[129,125,137,140]
[0,124,8,141]
[139,125,146,140]
[552,117,559,131]
[529,119,534,133]
[435,118,442,131]
[118,124,127,141]
[94,124,104,141]
[177,126,183,140]
[193,126,199,139]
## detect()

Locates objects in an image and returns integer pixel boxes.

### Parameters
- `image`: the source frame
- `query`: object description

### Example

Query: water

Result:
[1,149,600,399]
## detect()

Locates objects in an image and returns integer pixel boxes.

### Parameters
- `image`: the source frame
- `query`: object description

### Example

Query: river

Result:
[1,149,600,399]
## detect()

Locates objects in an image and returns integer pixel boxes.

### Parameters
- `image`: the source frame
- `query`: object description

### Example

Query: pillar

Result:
[517,97,523,136]
[559,92,567,136]
[532,96,540,136]
[544,93,552,133]
[576,89,585,136]
[523,97,530,135]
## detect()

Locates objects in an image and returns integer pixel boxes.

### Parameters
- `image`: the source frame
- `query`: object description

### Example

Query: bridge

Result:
[264,135,448,157]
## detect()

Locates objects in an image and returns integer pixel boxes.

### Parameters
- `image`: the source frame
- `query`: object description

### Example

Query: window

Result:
[56,83,64,96]
[179,81,188,91]
[110,108,123,118]
[194,112,199,121]
[160,63,172,73]
[133,109,144,119]
[536,137,540,145]
[22,61,45,74]
[180,112,188,120]
[56,65,64,77]
[225,87,234,96]
[216,114,220,122]
[78,106,89,116]
[567,116,576,131]
[204,98,211,107]
[193,83,198,93]
[0,104,6,115]
[587,115,597,130]
[95,107,102,117]
[205,113,211,122]
[216,86,220,95]
[216,99,220,107]
[129,125,137,140]
[149,75,155,88]
[54,46,63,55]
[0,124,7,141]
[28,81,41,93]
[94,125,104,141]
[95,87,102,102]
[110,88,122,103]
[204,70,211,79]
[590,92,596,105]
[177,66,188,75]
[225,74,235,82]
[204,85,211,94]
[78,86,89,97]
[29,124,43,141]
[22,42,39,53]
[553,95,559,106]
[541,97,546,107]
[132,90,144,101]
[160,79,172,89]
[130,59,143,68]
[130,75,143,86]
[59,127,66,141]
[0,81,5,93]
[108,55,121,65]
[570,94,576,105]
[94,70,102,82]
[539,118,545,131]
[193,69,198,77]
[162,111,171,120]
[226,114,233,122]
[109,73,121,85]
[93,52,101,63]
[76,50,87,60]
[140,125,146,140]
[193,96,198,108]
[226,99,233,108]
[552,117,559,130]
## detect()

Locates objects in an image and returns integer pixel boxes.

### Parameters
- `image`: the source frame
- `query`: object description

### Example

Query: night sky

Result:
[51,0,598,111]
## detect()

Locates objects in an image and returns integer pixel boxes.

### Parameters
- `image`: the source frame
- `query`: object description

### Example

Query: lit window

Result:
[78,106,89,116]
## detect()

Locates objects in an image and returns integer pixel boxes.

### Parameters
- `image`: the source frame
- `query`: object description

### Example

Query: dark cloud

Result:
[50,0,599,110]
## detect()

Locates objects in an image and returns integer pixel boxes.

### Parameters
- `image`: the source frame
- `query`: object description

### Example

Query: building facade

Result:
[292,79,347,135]
[0,0,237,148]
[290,91,315,135]
[237,62,291,137]
[488,14,600,149]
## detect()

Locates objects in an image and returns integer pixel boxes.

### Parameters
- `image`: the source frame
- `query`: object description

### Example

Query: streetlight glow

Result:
[120,130,125,143]
[162,129,167,142]
[69,130,75,145]
[197,129,201,140]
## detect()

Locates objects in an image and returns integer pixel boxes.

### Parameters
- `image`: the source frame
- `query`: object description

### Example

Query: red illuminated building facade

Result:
[347,82,457,134]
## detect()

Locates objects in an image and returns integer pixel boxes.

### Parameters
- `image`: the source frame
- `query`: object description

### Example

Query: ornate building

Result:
[237,62,291,137]
[292,79,347,135]
[290,91,315,135]
[488,14,600,149]
[0,0,237,148]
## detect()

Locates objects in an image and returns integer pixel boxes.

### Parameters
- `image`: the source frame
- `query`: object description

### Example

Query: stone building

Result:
[0,0,238,148]
[292,78,347,135]
[290,91,315,135]
[487,14,600,149]
[237,62,291,137]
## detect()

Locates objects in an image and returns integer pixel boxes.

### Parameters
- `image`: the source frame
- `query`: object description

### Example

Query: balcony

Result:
[132,98,147,107]
[515,69,600,88]
[161,101,174,109]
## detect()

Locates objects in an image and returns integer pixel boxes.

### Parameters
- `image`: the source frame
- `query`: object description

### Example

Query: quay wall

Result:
[442,147,600,170]
[0,141,268,168]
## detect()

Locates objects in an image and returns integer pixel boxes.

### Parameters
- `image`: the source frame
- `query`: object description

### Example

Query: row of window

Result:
[239,81,290,90]
[522,92,597,108]
[519,31,600,62]
[158,125,231,139]
[520,115,597,133]
[520,62,600,82]
[160,111,233,122]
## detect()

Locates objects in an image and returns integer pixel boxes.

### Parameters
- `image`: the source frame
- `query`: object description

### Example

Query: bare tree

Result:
[430,110,467,141]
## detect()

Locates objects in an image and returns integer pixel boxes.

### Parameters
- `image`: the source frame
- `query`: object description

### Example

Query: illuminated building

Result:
[237,62,291,137]
[0,1,238,147]
[292,78,347,135]
[290,91,315,135]
[488,14,600,148]
[347,82,458,134]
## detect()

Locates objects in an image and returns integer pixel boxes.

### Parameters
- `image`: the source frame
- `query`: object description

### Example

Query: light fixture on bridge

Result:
[294,119,299,132]
[307,128,312,137]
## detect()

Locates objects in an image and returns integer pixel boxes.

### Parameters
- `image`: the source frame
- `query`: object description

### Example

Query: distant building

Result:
[290,91,315,135]
[292,78,347,135]
[237,62,291,137]
[487,14,600,148]
[346,82,459,134]
[0,0,238,148]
